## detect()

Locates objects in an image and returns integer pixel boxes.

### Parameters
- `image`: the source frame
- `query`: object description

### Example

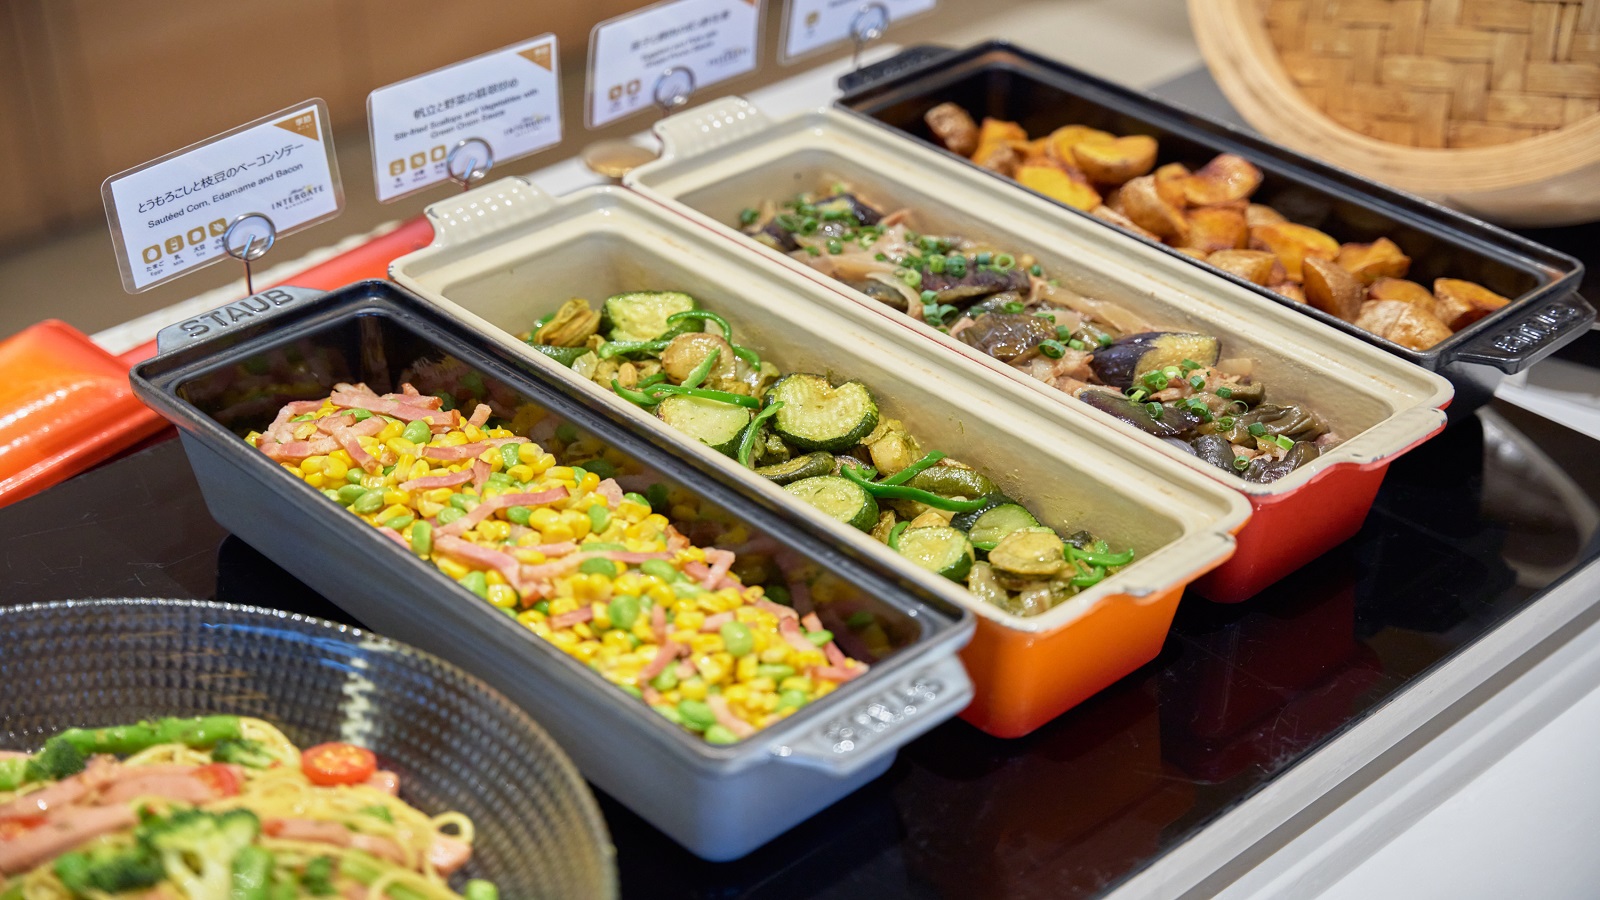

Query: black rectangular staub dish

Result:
[837,41,1593,410]
[129,281,974,861]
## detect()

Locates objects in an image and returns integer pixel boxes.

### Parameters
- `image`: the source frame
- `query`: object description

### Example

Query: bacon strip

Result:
[700,612,733,633]
[315,413,356,434]
[259,438,337,462]
[706,696,755,738]
[813,663,869,683]
[399,469,473,491]
[0,805,137,875]
[420,437,527,462]
[595,478,624,508]
[335,430,380,474]
[468,403,492,427]
[549,606,594,629]
[651,604,667,643]
[778,615,818,656]
[800,613,824,633]
[470,458,490,495]
[330,391,449,423]
[702,548,736,590]
[755,599,798,620]
[823,642,849,668]
[436,487,568,537]
[639,641,683,680]
[434,536,522,588]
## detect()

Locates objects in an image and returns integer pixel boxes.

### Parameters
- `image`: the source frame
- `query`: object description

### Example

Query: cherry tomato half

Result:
[301,742,378,786]
[194,763,241,797]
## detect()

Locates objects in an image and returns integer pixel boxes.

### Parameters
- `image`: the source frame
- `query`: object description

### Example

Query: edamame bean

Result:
[351,409,374,422]
[720,621,754,657]
[410,521,432,557]
[704,725,738,745]
[650,667,678,692]
[382,514,414,531]
[321,488,341,503]
[778,690,809,709]
[401,420,431,445]
[640,560,681,583]
[500,444,520,469]
[579,558,618,577]
[653,704,684,725]
[449,493,476,511]
[608,594,641,630]
[619,685,643,699]
[351,491,385,515]
[588,505,611,532]
[345,469,365,485]
[506,506,532,526]
[757,664,795,680]
[436,507,465,526]
[463,880,500,900]
[336,484,367,505]
[806,629,834,647]
[677,700,714,732]
[458,571,488,599]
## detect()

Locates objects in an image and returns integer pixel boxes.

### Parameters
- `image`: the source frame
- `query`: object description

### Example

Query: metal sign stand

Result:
[446,137,495,192]
[850,3,891,71]
[582,66,699,181]
[223,212,277,298]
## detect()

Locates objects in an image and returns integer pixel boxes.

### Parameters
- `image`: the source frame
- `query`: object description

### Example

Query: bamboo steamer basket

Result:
[1190,0,1600,226]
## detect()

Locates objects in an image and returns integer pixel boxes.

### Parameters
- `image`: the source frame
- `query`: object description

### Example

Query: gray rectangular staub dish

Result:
[835,41,1593,411]
[129,281,974,861]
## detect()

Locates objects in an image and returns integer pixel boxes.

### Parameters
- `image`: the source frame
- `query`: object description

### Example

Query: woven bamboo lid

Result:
[1191,0,1600,226]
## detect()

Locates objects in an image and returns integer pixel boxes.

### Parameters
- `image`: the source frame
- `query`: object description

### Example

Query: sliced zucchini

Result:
[950,494,1015,532]
[602,291,698,342]
[895,526,975,582]
[959,502,1040,550]
[528,344,591,367]
[657,395,751,456]
[766,374,879,452]
[904,465,996,499]
[755,451,835,485]
[784,475,878,531]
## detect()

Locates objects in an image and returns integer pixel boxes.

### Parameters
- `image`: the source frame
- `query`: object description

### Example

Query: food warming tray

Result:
[835,41,1592,410]
[128,280,975,861]
[623,98,1454,601]
[386,180,1250,738]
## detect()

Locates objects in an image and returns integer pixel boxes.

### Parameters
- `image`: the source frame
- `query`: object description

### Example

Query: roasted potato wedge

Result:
[1017,137,1054,165]
[1303,257,1365,322]
[1047,125,1115,166]
[1016,163,1102,211]
[1153,163,1191,209]
[1181,206,1248,254]
[1072,134,1159,186]
[1368,277,1438,315]
[1090,204,1159,241]
[975,142,1022,177]
[1174,247,1208,259]
[972,119,1026,174]
[1433,279,1510,330]
[1270,282,1307,303]
[1114,174,1188,241]
[925,102,979,157]
[1336,238,1411,284]
[1208,249,1279,285]
[1183,154,1264,206]
[1356,300,1452,350]
[1246,203,1287,229]
[1249,221,1339,282]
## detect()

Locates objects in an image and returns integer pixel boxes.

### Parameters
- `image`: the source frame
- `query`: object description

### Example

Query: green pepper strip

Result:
[887,521,909,550]
[839,463,989,512]
[1069,564,1107,588]
[598,338,673,360]
[878,450,948,486]
[612,378,660,408]
[681,348,721,390]
[666,310,734,340]
[643,384,763,408]
[737,402,785,468]
[1067,545,1136,568]
[729,345,761,369]
[637,373,668,389]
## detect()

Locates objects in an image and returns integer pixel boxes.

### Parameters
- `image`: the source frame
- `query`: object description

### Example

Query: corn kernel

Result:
[736,655,759,682]
[302,456,327,474]
[477,520,511,542]
[573,623,594,640]
[746,677,776,693]
[379,420,404,440]
[330,449,354,466]
[517,443,540,465]
[616,500,651,521]
[304,473,325,489]
[579,472,601,493]
[383,490,409,507]
[547,466,574,483]
[437,558,470,580]
[548,597,578,616]
[679,679,708,701]
[417,499,444,519]
[540,522,575,543]
[696,655,728,684]
[528,508,562,532]
[513,548,547,564]
[602,630,633,653]
[507,463,534,482]
[486,584,517,608]
[376,504,409,522]
[759,646,789,664]
[562,509,592,540]
[293,423,318,441]
[724,684,750,705]
[517,609,547,627]
[485,569,507,587]
[464,424,485,442]
[674,610,705,632]
[690,634,724,656]
[573,641,601,662]
[324,458,349,481]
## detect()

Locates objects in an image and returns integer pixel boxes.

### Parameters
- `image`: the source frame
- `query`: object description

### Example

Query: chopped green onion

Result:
[1029,264,1044,277]
[928,255,946,274]
[739,208,758,225]
[975,251,992,266]
[1127,388,1149,403]
[827,238,843,255]
[1038,339,1066,359]
[1216,386,1233,398]
[1068,338,1087,351]
[1033,311,1056,322]
[1232,456,1251,471]
[805,245,821,257]
[1189,375,1206,390]
[1217,416,1235,429]
[993,253,1015,270]
[920,289,938,304]
[898,268,923,288]
[1248,423,1267,437]
[1273,435,1295,451]
[1180,358,1202,372]
[1145,401,1164,419]
[1001,301,1025,314]
[1099,333,1113,347]
[1142,370,1170,391]
[1055,325,1073,341]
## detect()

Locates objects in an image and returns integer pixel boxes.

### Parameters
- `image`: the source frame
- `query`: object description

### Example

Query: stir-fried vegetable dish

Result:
[520,292,1134,617]
[250,383,870,744]
[921,101,1512,351]
[0,716,495,899]
[735,184,1340,484]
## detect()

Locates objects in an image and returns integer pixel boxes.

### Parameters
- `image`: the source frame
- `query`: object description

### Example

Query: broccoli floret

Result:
[211,738,275,769]
[139,808,260,900]
[299,855,336,896]
[54,843,165,896]
[23,736,86,783]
